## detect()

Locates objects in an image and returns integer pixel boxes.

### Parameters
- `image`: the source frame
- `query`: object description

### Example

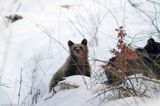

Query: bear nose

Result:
[75,47,81,54]
[76,48,80,52]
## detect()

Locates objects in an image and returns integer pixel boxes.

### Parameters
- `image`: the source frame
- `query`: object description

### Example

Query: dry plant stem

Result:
[128,0,160,36]
[91,57,108,64]
[147,0,160,5]
[128,76,160,85]
[17,68,22,105]
[35,24,69,53]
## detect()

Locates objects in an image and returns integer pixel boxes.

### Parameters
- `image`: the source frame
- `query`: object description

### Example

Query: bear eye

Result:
[74,47,77,50]
[80,46,83,50]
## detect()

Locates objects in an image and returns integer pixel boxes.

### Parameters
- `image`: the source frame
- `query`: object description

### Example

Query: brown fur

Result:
[68,43,90,75]
[49,39,90,92]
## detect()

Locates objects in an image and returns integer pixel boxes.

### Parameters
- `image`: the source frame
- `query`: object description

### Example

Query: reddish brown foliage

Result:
[102,26,138,80]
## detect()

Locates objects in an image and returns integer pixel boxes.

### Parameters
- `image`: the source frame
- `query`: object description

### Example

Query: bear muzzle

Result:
[74,47,81,56]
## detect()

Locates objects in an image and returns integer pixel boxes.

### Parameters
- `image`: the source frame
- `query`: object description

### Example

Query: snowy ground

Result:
[0,0,160,106]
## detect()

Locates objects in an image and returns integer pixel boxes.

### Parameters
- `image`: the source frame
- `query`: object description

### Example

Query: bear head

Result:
[144,38,160,54]
[68,39,88,58]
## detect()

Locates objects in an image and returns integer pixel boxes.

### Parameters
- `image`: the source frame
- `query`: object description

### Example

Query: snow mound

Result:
[54,75,90,92]
[37,75,93,106]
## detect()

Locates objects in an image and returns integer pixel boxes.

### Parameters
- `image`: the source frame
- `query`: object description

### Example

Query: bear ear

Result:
[147,38,155,46]
[68,40,74,47]
[148,38,155,44]
[81,39,87,45]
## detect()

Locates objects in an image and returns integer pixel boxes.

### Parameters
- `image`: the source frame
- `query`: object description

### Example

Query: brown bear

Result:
[49,39,90,92]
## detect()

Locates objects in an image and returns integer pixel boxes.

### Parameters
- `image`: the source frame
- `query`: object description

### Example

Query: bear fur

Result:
[49,39,90,92]
[105,38,160,84]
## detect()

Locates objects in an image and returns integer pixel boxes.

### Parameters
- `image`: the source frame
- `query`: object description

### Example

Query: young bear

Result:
[49,39,90,92]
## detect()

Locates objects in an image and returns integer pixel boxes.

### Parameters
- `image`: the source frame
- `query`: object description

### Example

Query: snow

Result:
[0,0,160,106]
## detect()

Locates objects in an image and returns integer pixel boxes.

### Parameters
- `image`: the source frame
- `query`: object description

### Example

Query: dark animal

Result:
[49,39,90,92]
[105,38,160,84]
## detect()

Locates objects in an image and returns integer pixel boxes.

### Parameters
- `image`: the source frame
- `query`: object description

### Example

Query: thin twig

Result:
[17,68,22,105]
